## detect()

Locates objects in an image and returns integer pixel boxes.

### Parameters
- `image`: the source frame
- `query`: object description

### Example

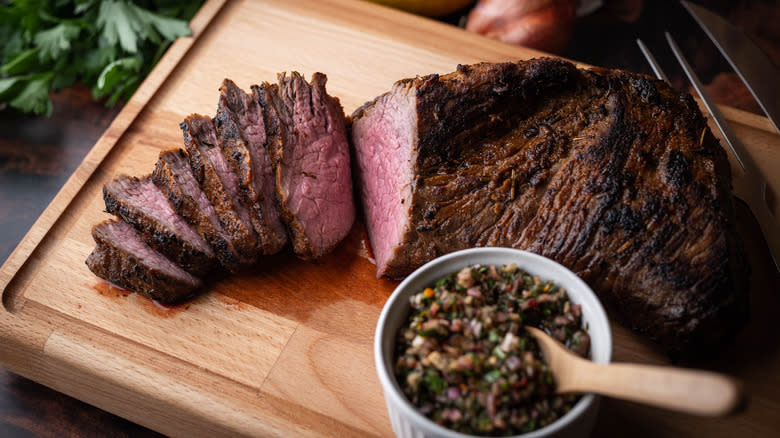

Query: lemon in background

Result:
[366,0,475,16]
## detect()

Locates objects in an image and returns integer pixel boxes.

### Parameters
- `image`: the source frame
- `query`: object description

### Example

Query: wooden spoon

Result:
[525,326,745,416]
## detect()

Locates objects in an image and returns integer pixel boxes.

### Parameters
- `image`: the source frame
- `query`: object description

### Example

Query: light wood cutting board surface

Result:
[1,0,779,437]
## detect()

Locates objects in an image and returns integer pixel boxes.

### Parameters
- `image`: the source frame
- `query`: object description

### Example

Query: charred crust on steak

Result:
[86,220,201,304]
[152,149,248,272]
[181,114,261,262]
[350,57,748,355]
[216,78,288,255]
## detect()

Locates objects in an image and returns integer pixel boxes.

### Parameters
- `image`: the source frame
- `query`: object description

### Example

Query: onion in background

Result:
[466,0,579,54]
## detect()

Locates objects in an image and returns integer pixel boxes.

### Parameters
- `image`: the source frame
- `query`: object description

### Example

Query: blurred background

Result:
[433,0,778,115]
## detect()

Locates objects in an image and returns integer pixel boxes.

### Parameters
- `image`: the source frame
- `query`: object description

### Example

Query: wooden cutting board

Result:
[1,0,779,436]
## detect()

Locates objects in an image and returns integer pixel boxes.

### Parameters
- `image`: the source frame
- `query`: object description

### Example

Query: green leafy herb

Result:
[0,0,202,115]
[34,22,81,62]
[492,345,506,359]
[423,370,446,394]
[416,328,439,338]
[484,369,502,383]
[1,72,53,114]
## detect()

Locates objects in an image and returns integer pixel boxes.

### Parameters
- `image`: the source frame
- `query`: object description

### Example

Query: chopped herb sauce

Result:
[394,263,591,435]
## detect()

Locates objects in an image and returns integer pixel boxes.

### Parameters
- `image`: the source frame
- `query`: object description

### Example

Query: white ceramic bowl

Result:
[374,247,612,438]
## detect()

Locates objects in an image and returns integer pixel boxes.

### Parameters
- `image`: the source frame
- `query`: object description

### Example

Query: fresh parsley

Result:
[0,0,203,116]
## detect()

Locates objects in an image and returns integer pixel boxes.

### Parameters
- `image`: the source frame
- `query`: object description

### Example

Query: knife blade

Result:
[682,0,780,134]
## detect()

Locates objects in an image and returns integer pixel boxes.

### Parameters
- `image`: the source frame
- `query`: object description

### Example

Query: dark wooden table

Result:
[1,1,777,436]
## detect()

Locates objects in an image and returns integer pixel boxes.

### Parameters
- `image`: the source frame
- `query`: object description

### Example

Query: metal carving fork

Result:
[637,34,780,271]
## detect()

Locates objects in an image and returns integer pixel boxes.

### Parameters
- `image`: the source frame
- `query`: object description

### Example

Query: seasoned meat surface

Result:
[153,149,248,272]
[181,114,260,262]
[215,79,288,254]
[103,174,215,276]
[350,58,748,353]
[86,220,201,303]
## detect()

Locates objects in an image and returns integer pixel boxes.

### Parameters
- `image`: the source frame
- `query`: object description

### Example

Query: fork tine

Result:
[636,37,747,169]
[639,34,780,271]
[636,39,670,83]
[663,32,750,171]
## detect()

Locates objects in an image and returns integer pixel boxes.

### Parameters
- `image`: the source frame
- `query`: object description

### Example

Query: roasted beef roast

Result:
[256,72,355,260]
[87,220,201,303]
[350,58,748,352]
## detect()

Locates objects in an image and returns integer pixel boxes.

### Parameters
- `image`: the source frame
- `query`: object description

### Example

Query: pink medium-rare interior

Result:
[283,135,353,248]
[200,123,255,233]
[281,86,354,250]
[352,86,417,276]
[132,178,210,252]
[235,91,287,239]
[108,220,198,284]
[236,92,271,198]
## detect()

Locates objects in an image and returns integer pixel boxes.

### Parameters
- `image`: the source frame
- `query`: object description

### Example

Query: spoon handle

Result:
[561,360,744,416]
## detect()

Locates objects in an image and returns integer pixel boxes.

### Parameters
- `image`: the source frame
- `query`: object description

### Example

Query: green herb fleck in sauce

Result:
[394,264,591,435]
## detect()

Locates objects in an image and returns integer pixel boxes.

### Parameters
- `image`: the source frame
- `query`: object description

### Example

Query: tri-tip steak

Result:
[350,58,748,353]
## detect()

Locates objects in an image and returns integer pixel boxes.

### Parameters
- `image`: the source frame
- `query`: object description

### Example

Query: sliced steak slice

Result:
[103,174,215,276]
[214,79,287,254]
[86,220,201,303]
[350,58,748,354]
[254,72,354,260]
[153,148,250,272]
[181,114,260,261]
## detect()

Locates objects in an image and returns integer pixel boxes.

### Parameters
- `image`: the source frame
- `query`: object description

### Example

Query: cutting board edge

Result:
[0,1,777,436]
[0,0,229,307]
[0,302,318,438]
[3,0,776,307]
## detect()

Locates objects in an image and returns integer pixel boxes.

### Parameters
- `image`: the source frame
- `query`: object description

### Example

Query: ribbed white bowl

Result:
[375,248,612,438]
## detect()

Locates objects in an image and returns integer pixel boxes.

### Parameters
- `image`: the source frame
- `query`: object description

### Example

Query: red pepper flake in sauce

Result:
[394,263,591,436]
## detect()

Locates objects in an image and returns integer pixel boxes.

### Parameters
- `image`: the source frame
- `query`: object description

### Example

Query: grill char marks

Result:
[215,79,288,254]
[256,72,355,260]
[153,149,248,272]
[103,174,215,276]
[86,220,201,304]
[351,58,747,354]
[351,58,582,278]
[515,69,748,354]
[181,114,260,262]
